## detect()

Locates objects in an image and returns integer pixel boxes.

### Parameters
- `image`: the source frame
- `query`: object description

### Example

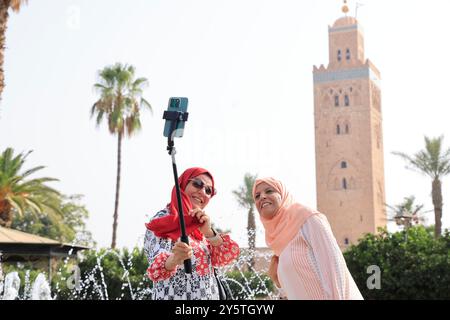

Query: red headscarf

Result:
[146,167,215,241]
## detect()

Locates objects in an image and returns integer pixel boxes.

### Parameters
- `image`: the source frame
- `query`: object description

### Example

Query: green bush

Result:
[344,226,450,300]
[225,270,274,299]
[54,247,152,300]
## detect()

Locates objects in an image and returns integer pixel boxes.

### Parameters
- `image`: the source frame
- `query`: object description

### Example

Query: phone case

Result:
[163,97,189,138]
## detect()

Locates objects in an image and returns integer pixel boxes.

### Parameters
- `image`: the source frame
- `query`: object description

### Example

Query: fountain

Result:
[0,269,53,300]
[31,273,52,300]
[0,240,281,300]
[2,271,21,300]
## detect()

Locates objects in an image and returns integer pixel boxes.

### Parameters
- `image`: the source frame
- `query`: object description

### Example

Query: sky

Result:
[2,0,450,249]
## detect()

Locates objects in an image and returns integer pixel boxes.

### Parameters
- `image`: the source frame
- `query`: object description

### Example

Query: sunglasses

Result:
[188,178,217,197]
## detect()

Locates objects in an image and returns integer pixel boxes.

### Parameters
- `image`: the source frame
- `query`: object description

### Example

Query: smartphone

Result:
[163,97,189,138]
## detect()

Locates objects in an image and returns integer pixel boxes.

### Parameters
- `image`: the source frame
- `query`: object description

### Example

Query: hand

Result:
[189,208,214,237]
[268,255,281,288]
[165,241,193,271]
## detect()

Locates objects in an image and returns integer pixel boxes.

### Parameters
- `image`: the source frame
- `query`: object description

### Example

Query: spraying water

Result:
[0,234,281,300]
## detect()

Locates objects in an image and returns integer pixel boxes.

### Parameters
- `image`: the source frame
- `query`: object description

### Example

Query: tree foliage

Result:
[393,136,450,237]
[232,173,258,267]
[0,0,29,101]
[11,194,94,246]
[91,62,152,248]
[0,147,61,227]
[344,226,450,299]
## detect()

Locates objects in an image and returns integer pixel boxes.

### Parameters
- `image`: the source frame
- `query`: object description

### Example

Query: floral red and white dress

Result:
[144,208,240,300]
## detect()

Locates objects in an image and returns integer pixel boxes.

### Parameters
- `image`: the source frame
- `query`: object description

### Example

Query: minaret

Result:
[313,1,386,249]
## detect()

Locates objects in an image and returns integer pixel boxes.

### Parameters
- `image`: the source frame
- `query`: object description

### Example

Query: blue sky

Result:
[2,0,450,249]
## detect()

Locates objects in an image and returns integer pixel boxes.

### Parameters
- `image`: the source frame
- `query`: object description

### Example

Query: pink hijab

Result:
[252,177,318,256]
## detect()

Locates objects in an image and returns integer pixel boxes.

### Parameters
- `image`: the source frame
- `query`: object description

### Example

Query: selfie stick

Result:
[163,110,192,274]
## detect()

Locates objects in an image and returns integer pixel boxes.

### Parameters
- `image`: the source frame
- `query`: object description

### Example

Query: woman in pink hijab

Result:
[253,177,363,300]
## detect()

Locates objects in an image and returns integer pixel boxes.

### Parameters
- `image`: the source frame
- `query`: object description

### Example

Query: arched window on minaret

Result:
[346,48,351,60]
[336,125,341,135]
[334,95,339,107]
[341,161,347,169]
[344,95,350,106]
[342,178,348,190]
[337,49,342,62]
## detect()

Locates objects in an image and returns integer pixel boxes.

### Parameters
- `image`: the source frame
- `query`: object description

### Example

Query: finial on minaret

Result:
[342,0,349,15]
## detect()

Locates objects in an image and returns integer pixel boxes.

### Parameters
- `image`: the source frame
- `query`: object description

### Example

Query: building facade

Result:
[313,15,386,249]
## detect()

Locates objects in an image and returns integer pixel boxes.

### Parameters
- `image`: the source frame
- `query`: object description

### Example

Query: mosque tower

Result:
[313,1,387,249]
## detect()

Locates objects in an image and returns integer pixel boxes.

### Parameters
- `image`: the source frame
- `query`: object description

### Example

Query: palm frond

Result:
[132,77,149,89]
[13,179,60,199]
[232,173,258,209]
[0,148,63,226]
[93,83,109,92]
[41,200,65,218]
[20,166,46,180]
[23,197,44,215]
[392,151,433,178]
[8,195,26,217]
[95,108,105,127]
[140,98,153,115]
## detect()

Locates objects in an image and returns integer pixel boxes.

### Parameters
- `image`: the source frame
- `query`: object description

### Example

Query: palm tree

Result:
[232,173,258,268]
[393,136,450,238]
[385,196,429,231]
[0,0,28,101]
[0,147,61,228]
[91,63,152,249]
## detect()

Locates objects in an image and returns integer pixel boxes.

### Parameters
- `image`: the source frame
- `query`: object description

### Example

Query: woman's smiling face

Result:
[184,173,213,209]
[254,182,282,218]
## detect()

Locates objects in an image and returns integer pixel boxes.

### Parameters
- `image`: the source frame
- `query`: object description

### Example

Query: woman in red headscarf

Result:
[144,167,240,300]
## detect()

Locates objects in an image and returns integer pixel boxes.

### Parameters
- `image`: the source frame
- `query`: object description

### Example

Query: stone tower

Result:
[313,11,386,249]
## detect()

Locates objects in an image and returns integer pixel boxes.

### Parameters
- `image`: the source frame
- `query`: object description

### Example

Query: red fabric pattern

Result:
[147,235,240,281]
[147,252,178,282]
[191,240,210,276]
[209,234,240,267]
